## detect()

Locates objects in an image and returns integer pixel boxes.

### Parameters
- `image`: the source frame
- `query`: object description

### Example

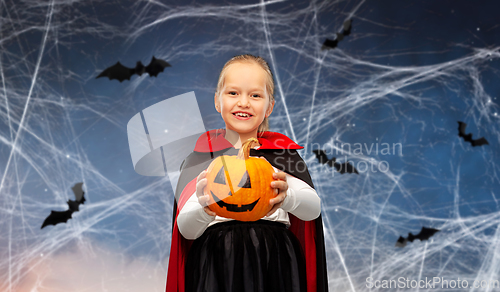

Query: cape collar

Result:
[193,129,303,152]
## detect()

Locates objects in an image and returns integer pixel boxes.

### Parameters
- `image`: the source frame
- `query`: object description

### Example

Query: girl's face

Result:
[215,62,274,135]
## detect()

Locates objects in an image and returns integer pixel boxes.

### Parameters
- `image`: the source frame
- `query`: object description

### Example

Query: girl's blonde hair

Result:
[215,54,275,132]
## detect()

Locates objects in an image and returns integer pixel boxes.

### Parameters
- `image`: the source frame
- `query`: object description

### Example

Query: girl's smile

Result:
[232,111,253,120]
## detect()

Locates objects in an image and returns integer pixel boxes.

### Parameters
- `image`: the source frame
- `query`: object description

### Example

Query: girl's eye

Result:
[251,94,261,98]
[228,91,237,96]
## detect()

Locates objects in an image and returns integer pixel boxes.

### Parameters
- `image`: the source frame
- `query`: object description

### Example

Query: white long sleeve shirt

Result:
[177,170,321,240]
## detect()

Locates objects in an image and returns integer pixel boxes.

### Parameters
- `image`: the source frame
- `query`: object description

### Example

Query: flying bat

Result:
[41,182,86,229]
[396,226,440,248]
[457,121,489,147]
[96,56,171,82]
[322,19,353,50]
[312,149,359,174]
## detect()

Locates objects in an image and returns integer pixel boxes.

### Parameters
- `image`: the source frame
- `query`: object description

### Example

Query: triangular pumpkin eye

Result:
[214,167,226,185]
[237,170,251,188]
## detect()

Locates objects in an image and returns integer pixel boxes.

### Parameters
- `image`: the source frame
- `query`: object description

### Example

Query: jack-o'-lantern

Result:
[204,137,277,221]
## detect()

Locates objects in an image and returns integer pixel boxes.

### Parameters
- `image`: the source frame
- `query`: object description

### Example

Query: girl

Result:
[166,54,328,292]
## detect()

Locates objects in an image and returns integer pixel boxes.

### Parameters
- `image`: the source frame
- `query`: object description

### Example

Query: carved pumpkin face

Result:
[204,138,276,221]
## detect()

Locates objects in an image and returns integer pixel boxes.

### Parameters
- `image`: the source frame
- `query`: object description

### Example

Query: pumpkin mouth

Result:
[210,191,260,212]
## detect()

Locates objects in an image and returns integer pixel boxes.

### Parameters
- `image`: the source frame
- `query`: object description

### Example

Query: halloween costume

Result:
[166,129,329,292]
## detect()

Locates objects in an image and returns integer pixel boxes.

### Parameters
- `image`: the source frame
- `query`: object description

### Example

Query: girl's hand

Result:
[196,170,216,216]
[267,170,288,216]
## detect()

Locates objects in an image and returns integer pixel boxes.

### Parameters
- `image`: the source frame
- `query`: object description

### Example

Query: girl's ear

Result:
[214,94,221,113]
[266,100,275,117]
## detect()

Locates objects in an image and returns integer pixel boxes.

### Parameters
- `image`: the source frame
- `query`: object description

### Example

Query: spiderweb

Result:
[1,0,499,291]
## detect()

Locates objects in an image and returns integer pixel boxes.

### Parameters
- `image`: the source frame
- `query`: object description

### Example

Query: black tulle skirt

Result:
[185,220,307,292]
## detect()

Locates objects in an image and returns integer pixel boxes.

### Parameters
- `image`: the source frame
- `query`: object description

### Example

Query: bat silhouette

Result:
[312,149,359,174]
[322,19,353,50]
[41,182,86,229]
[96,56,171,82]
[457,121,489,147]
[395,226,440,248]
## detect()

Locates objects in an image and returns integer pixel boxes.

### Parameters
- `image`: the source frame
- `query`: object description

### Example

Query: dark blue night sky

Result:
[1,0,499,291]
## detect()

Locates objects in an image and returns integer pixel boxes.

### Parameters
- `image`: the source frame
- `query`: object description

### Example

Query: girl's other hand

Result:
[196,170,216,216]
[267,171,288,216]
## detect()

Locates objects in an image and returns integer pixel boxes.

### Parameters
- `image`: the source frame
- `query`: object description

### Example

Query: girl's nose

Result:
[237,95,250,107]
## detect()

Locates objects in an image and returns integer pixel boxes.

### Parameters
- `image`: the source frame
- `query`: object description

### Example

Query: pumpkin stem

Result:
[238,137,259,160]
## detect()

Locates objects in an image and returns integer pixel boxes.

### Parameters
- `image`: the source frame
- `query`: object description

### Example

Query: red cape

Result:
[166,130,328,292]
